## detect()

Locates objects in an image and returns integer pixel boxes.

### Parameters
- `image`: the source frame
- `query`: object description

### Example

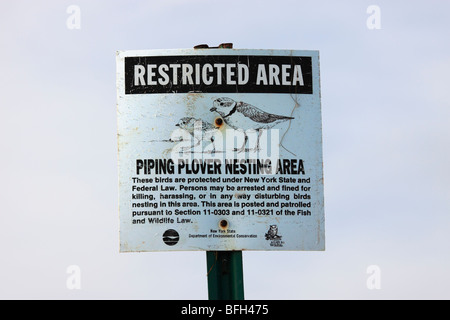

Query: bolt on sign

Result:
[116,48,325,251]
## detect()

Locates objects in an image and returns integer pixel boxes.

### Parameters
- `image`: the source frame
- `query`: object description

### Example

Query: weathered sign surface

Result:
[116,48,325,251]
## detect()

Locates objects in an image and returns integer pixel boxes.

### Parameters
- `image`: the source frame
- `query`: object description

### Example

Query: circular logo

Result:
[162,229,180,246]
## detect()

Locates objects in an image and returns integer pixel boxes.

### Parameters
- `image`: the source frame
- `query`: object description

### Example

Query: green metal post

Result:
[206,251,244,300]
[198,42,244,300]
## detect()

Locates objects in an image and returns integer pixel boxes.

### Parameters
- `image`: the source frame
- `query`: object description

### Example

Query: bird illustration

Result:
[265,225,282,240]
[210,97,294,151]
[175,117,217,153]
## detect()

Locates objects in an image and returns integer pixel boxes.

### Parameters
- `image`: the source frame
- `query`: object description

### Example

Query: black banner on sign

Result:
[124,55,313,94]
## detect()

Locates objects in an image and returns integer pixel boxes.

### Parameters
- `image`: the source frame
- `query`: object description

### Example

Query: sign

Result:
[116,48,325,251]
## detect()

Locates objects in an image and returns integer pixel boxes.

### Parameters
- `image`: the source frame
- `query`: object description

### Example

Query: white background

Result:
[0,0,449,299]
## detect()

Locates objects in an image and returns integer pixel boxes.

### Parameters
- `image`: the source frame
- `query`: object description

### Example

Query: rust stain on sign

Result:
[214,117,224,128]
[219,219,229,230]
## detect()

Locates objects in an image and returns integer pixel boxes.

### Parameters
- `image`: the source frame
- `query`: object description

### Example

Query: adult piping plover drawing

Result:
[210,97,294,151]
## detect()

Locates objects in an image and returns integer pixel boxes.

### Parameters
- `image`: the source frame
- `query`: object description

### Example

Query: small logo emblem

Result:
[265,225,284,247]
[162,229,180,246]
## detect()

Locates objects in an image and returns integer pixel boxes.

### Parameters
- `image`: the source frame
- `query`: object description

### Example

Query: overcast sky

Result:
[0,0,449,299]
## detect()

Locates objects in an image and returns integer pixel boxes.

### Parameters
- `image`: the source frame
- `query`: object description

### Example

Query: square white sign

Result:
[116,48,325,251]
